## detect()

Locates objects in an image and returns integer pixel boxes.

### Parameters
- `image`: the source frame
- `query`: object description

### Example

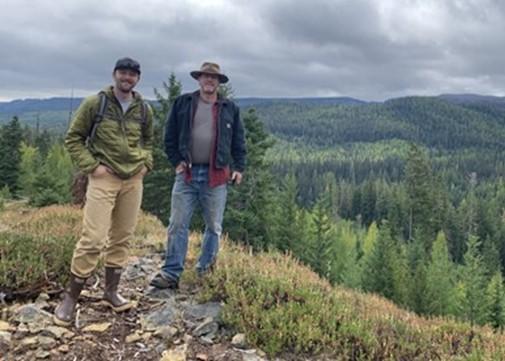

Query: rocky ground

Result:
[0,254,271,361]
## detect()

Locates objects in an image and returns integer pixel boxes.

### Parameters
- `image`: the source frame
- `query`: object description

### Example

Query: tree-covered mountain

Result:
[257,95,505,151]
[5,94,505,154]
[0,97,85,113]
[0,96,365,128]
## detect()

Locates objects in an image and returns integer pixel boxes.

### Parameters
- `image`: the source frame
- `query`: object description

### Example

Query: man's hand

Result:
[231,171,243,185]
[175,161,187,174]
[92,164,111,177]
[136,165,148,178]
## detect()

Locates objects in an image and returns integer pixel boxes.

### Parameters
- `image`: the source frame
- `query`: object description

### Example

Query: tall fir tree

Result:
[405,143,438,251]
[31,143,73,206]
[406,240,429,314]
[484,272,505,330]
[18,142,41,199]
[424,231,457,316]
[0,117,23,194]
[360,179,377,227]
[392,243,412,308]
[271,174,305,254]
[305,192,335,279]
[223,108,276,249]
[336,221,364,288]
[34,128,52,158]
[458,235,489,325]
[142,73,181,224]
[362,222,397,299]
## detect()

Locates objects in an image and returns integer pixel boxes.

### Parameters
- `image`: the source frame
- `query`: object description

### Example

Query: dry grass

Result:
[0,204,166,253]
[0,204,166,297]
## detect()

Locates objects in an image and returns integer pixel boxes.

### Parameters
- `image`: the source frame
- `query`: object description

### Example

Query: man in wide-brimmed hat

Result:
[150,62,246,289]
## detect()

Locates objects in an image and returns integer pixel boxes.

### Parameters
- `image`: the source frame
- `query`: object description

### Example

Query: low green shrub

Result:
[0,232,76,298]
[0,186,10,211]
[0,205,166,299]
[200,244,505,359]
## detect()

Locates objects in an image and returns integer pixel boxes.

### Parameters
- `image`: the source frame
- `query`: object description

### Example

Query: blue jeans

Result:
[161,165,228,281]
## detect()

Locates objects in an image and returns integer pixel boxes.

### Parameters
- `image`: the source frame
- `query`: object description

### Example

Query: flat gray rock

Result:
[193,317,219,338]
[183,302,222,322]
[142,302,179,330]
[13,304,52,325]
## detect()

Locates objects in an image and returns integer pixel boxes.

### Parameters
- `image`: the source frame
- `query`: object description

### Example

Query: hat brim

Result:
[190,71,229,84]
[114,66,141,75]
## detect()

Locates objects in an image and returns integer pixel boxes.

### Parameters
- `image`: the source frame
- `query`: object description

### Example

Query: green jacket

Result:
[65,86,154,179]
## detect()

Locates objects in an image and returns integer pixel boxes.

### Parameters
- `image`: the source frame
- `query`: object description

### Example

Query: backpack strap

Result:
[139,101,149,146]
[88,92,108,144]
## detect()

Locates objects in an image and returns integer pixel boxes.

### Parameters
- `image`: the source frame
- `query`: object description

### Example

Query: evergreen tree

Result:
[340,238,364,289]
[406,240,429,314]
[362,221,378,256]
[305,192,335,279]
[31,143,73,206]
[362,223,397,299]
[391,243,412,307]
[361,180,377,226]
[458,235,489,325]
[405,143,438,250]
[482,238,502,278]
[0,117,23,194]
[224,108,276,249]
[18,142,41,199]
[443,203,465,263]
[218,83,234,99]
[142,73,181,224]
[321,172,339,220]
[386,185,409,240]
[424,232,456,316]
[271,174,305,254]
[34,128,52,158]
[484,272,505,330]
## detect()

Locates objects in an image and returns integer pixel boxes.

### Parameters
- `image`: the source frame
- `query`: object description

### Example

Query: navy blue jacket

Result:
[164,91,246,172]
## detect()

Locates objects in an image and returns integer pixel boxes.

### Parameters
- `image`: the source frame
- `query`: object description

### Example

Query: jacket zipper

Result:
[187,95,198,168]
[213,101,221,168]
[112,96,130,162]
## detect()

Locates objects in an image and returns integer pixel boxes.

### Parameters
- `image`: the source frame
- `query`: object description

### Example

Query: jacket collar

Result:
[104,86,142,105]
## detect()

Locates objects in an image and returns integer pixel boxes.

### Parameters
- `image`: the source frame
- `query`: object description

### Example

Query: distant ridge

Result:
[438,93,505,104]
[4,94,505,139]
[235,96,367,107]
[5,94,505,116]
[0,97,84,114]
[0,96,367,115]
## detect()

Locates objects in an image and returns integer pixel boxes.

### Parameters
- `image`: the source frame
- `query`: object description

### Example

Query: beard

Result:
[201,83,218,94]
[116,80,135,93]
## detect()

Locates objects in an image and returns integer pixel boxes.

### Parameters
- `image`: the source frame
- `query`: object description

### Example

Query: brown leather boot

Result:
[53,274,86,326]
[102,267,133,312]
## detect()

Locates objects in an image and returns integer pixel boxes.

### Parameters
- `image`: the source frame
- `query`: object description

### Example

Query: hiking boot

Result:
[149,273,179,289]
[102,267,134,312]
[196,260,216,278]
[53,274,86,326]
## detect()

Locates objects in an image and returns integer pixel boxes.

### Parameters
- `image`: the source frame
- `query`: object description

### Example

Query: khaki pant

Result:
[71,172,143,278]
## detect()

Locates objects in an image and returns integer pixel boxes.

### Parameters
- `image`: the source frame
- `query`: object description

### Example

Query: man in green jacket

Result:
[54,57,153,326]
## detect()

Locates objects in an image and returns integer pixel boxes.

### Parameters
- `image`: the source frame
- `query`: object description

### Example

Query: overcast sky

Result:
[1,0,505,101]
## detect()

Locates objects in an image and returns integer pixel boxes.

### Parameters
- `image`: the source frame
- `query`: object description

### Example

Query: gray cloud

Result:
[1,0,505,101]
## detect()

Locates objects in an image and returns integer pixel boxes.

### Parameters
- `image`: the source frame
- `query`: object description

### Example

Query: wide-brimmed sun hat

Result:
[190,62,229,83]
